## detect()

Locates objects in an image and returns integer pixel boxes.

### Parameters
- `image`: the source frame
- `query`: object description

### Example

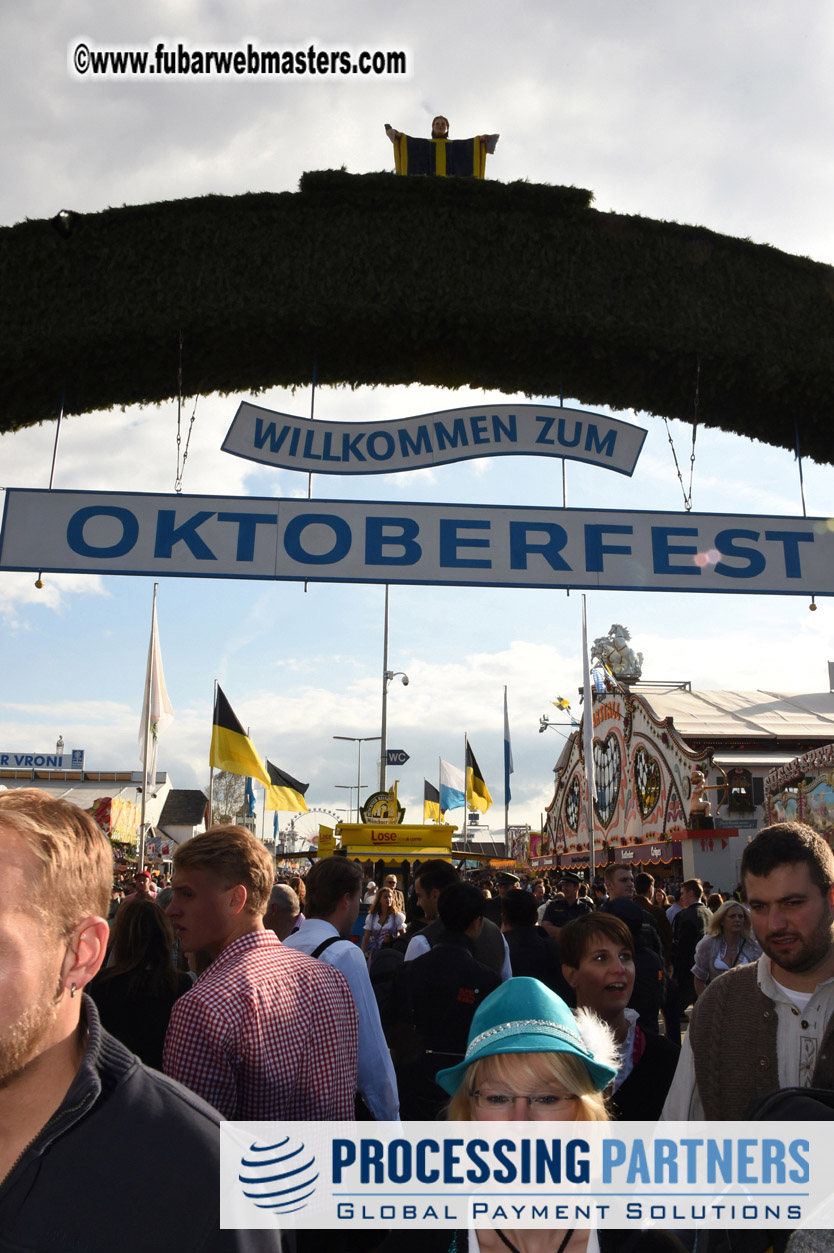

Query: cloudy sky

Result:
[2,2,833,838]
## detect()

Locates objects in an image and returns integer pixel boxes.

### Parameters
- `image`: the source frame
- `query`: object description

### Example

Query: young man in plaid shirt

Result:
[164,825,358,1120]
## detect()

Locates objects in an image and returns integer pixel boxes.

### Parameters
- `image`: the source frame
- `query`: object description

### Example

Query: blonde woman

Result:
[361,885,405,968]
[433,978,616,1253]
[692,898,762,996]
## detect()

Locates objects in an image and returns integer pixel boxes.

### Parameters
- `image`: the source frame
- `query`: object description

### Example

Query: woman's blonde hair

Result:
[708,899,755,941]
[447,1050,610,1122]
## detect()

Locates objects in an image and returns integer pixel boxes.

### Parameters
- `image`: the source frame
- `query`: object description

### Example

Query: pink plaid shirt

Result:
[163,929,357,1120]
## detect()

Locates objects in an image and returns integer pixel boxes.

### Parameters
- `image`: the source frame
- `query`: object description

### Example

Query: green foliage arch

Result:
[2,170,833,464]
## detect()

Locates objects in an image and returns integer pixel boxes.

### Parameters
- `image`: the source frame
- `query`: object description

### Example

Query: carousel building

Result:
[540,628,834,892]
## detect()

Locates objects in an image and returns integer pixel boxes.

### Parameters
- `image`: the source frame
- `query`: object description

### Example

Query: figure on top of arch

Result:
[385,114,499,178]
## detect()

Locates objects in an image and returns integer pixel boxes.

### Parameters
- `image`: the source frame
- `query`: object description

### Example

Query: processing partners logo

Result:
[221,1121,832,1231]
[238,1133,318,1218]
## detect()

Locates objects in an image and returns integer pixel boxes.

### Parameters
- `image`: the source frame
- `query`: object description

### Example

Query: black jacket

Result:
[0,997,287,1253]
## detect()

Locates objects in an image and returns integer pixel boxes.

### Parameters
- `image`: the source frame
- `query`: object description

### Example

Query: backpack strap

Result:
[311,935,343,959]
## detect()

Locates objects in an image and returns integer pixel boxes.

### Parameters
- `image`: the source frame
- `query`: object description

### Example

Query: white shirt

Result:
[284,918,399,1120]
[661,954,834,1120]
[404,930,513,982]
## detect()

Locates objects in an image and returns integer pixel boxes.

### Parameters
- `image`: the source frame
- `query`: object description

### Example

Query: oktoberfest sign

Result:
[1,489,830,597]
[221,402,647,477]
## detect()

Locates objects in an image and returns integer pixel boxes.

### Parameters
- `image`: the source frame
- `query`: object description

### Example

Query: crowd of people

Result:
[1,785,832,1253]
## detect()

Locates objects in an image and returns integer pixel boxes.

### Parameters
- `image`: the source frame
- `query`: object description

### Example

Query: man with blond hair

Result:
[0,789,285,1251]
[164,825,358,1120]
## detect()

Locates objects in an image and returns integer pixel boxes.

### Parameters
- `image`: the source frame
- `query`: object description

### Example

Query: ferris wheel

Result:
[285,807,341,849]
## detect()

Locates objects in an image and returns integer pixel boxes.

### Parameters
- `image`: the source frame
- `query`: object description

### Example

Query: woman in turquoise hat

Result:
[421,979,687,1253]
[435,976,618,1126]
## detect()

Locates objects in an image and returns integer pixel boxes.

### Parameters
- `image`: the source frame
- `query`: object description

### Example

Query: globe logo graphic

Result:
[238,1135,319,1215]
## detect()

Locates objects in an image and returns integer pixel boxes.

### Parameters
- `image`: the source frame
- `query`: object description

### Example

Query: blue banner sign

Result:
[0,750,85,769]
[222,402,647,477]
[0,489,829,597]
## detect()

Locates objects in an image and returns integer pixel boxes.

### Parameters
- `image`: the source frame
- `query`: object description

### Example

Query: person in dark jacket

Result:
[673,877,712,1012]
[88,896,192,1069]
[561,910,680,1121]
[500,888,575,1003]
[0,786,286,1252]
[390,881,500,1119]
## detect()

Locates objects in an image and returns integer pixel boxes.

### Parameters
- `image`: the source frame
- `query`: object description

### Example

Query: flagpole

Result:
[503,685,511,863]
[208,679,217,827]
[581,595,597,881]
[463,732,468,853]
[138,583,158,875]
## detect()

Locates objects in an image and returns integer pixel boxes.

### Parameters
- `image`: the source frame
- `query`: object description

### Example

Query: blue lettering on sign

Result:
[215,513,278,562]
[492,413,517,443]
[398,425,431,458]
[764,530,814,578]
[535,415,556,445]
[365,518,422,566]
[67,506,140,558]
[253,418,291,454]
[367,431,395,461]
[652,526,700,575]
[470,415,489,445]
[342,431,367,462]
[714,529,766,578]
[439,519,491,568]
[154,510,216,560]
[302,429,321,461]
[283,514,352,565]
[509,522,571,571]
[585,524,633,571]
[434,418,469,451]
[321,432,341,462]
[585,425,617,457]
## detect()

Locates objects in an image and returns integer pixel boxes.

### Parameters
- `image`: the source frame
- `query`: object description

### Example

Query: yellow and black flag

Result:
[209,686,270,787]
[264,759,309,814]
[424,779,443,824]
[392,134,497,178]
[466,742,493,814]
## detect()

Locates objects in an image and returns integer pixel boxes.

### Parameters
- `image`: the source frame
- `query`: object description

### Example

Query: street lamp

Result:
[335,783,366,824]
[379,584,409,791]
[333,736,380,822]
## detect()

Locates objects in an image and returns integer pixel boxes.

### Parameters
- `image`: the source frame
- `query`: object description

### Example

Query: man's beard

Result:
[0,977,62,1086]
[762,902,834,975]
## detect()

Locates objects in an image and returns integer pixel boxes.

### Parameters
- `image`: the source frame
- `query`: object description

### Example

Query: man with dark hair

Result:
[541,870,594,937]
[663,822,834,1120]
[404,860,511,979]
[501,889,573,1000]
[164,827,358,1121]
[284,856,399,1120]
[672,877,711,1013]
[0,792,286,1252]
[391,881,501,1118]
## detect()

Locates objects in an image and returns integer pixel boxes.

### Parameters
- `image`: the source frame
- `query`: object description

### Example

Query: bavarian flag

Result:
[424,779,442,824]
[392,134,493,178]
[209,686,270,787]
[466,743,493,814]
[264,760,309,813]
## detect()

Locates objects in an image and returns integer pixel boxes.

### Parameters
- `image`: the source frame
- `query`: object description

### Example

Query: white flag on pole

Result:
[139,595,174,784]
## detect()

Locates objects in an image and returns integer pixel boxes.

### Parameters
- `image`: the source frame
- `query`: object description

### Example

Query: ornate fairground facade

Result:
[542,682,700,877]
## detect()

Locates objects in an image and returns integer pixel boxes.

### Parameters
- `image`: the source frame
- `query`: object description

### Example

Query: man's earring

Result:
[70,983,77,998]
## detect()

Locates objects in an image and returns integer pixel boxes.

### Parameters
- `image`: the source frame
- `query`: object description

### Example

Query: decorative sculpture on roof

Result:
[385,114,499,178]
[591,624,643,682]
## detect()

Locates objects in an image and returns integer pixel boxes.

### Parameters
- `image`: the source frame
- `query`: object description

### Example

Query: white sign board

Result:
[0,489,828,596]
[222,402,647,476]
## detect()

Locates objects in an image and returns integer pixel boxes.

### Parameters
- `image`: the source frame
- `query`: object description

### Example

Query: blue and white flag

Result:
[439,758,466,811]
[503,686,513,806]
